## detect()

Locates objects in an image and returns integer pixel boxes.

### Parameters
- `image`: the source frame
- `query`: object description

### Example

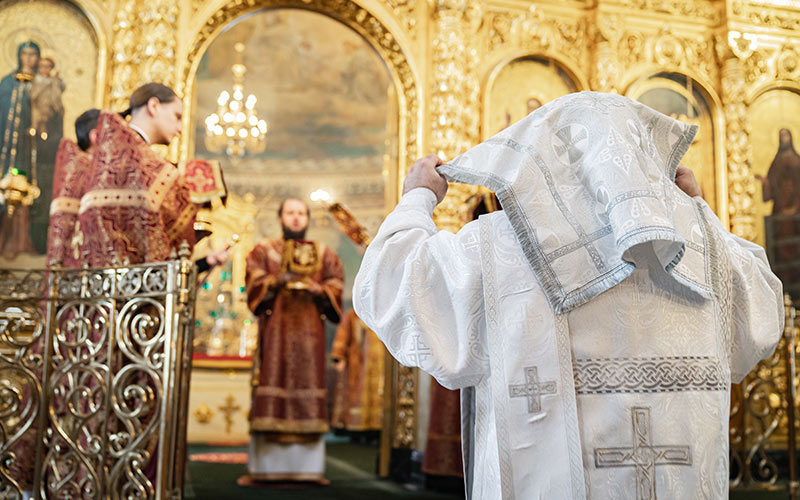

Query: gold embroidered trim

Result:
[50,197,80,215]
[167,202,196,240]
[79,189,149,213]
[148,165,179,209]
[78,166,179,214]
[250,417,329,433]
[253,432,322,444]
[324,278,344,288]
[254,386,326,398]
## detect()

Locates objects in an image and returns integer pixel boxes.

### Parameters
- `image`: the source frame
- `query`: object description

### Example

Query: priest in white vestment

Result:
[353,92,784,499]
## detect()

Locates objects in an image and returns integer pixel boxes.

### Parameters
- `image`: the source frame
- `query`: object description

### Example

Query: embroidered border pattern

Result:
[574,356,726,394]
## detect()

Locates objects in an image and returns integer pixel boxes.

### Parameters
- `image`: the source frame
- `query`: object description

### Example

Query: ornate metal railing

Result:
[0,248,196,500]
[730,294,798,498]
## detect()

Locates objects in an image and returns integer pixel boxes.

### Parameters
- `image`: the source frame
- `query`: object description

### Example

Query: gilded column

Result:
[108,0,180,111]
[590,15,622,93]
[429,0,483,234]
[719,40,757,240]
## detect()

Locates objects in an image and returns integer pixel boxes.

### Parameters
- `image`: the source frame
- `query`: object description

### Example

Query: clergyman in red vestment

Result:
[76,84,197,265]
[331,309,385,432]
[46,108,99,268]
[243,198,343,484]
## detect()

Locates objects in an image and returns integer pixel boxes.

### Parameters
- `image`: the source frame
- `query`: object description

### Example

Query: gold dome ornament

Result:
[0,168,40,215]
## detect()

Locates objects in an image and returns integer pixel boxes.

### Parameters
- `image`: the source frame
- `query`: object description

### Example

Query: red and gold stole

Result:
[46,139,90,267]
[76,113,197,266]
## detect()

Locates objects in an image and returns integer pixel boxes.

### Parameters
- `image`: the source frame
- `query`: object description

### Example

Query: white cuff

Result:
[398,187,438,215]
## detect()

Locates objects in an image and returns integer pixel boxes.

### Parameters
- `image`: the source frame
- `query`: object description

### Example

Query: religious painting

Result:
[0,0,98,266]
[626,73,719,214]
[750,89,800,299]
[484,56,579,138]
[187,8,396,466]
[191,9,393,351]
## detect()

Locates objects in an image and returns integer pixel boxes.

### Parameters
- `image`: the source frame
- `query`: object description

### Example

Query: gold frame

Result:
[178,0,420,207]
[480,51,590,141]
[176,0,420,475]
[67,0,109,110]
[624,73,729,227]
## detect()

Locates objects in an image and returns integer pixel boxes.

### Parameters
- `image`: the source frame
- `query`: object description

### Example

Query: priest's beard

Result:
[282,225,308,240]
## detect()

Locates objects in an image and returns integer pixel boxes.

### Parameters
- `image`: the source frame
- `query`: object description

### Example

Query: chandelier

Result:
[205,42,268,157]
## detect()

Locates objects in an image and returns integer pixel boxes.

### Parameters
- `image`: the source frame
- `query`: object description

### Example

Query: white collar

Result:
[129,123,151,144]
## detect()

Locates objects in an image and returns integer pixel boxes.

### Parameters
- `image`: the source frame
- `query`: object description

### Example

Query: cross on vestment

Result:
[553,124,588,164]
[508,366,557,414]
[70,221,84,260]
[594,406,692,500]
[184,165,214,192]
[406,333,431,365]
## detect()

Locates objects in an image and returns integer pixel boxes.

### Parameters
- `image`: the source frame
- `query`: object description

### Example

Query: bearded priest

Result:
[242,198,344,485]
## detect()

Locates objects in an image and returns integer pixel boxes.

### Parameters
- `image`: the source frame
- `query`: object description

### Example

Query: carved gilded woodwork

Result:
[485,5,588,74]
[385,0,418,36]
[611,0,719,20]
[108,0,179,111]
[430,0,483,234]
[731,0,800,33]
[721,50,759,241]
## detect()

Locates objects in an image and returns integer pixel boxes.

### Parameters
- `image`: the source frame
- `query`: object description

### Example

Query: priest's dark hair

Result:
[277,198,310,217]
[75,108,100,152]
[120,83,178,118]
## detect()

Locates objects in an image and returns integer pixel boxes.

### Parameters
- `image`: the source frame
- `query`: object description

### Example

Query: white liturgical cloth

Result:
[354,92,784,499]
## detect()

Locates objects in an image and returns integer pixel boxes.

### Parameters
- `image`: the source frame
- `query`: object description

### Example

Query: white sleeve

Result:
[353,188,489,390]
[704,201,785,382]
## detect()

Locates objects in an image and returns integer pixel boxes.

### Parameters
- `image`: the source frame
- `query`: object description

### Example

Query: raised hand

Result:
[403,154,448,203]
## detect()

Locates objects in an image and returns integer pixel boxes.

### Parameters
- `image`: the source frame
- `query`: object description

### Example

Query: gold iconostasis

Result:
[2,0,800,448]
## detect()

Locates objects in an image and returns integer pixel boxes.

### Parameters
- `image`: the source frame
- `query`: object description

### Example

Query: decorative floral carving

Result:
[606,24,718,88]
[735,4,800,32]
[430,0,483,232]
[486,6,586,68]
[386,0,416,36]
[108,0,179,110]
[721,53,757,241]
[616,0,719,20]
[777,45,800,79]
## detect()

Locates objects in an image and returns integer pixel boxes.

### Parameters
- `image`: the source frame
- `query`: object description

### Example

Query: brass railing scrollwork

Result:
[0,252,196,500]
[730,294,798,493]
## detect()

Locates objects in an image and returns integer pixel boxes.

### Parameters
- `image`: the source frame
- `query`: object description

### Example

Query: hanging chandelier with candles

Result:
[205,42,268,157]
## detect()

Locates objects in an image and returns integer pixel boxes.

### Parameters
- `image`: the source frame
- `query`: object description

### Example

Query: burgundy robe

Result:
[46,139,90,267]
[76,112,196,266]
[246,238,343,438]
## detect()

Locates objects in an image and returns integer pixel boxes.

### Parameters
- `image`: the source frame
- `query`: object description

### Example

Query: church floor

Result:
[185,440,793,499]
[185,440,462,500]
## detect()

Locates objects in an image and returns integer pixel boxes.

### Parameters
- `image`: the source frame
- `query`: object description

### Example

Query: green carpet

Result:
[186,441,461,500]
[185,441,794,499]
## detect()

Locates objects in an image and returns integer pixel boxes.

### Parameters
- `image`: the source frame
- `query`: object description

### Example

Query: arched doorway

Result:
[625,73,722,215]
[181,3,418,493]
[483,54,583,139]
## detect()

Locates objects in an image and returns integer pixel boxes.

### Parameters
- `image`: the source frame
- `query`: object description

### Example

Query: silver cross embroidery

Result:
[406,333,431,365]
[508,366,557,414]
[595,406,692,500]
[553,124,588,164]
